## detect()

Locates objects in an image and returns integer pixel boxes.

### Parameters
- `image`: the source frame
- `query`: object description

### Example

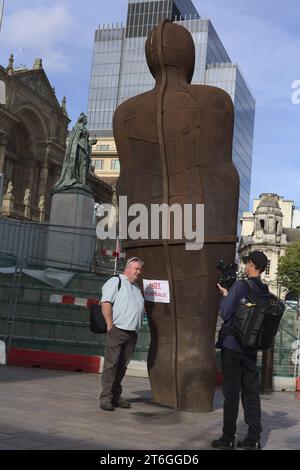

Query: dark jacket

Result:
[217,277,269,354]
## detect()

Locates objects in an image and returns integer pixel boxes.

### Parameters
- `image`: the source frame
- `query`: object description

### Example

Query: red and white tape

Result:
[50,294,99,308]
[100,248,126,259]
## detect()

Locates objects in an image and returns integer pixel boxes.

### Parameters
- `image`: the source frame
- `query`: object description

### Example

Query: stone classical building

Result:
[0,56,112,222]
[0,56,69,220]
[90,136,119,187]
[239,193,300,299]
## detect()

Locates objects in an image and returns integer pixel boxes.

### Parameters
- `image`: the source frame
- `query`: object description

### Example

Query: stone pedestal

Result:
[47,189,95,270]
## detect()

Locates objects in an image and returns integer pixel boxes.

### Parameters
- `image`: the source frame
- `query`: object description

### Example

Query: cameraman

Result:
[211,251,269,451]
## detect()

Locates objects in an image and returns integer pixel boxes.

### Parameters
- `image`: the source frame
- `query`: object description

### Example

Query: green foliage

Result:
[277,240,300,294]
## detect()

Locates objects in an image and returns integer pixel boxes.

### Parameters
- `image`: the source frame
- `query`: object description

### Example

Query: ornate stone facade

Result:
[239,193,300,299]
[0,56,112,222]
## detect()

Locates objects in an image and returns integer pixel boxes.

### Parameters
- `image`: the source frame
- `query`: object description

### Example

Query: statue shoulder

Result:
[187,84,234,113]
[113,90,156,124]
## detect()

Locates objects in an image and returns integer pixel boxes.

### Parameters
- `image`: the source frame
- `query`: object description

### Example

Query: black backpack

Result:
[90,275,121,334]
[232,280,285,350]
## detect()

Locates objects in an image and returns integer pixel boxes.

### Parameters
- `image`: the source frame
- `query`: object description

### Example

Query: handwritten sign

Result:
[143,279,170,304]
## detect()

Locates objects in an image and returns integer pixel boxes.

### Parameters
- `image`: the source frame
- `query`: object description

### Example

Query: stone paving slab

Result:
[0,365,299,450]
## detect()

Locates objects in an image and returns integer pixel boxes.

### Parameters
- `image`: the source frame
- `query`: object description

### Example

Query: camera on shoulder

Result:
[216,259,238,291]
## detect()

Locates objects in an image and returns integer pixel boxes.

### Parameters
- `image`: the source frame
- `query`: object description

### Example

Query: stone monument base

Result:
[47,189,95,270]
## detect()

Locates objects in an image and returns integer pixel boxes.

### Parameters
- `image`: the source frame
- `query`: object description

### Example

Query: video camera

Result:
[216,259,238,291]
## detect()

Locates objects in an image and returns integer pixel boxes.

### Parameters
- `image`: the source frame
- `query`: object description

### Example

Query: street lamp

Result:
[0,1,4,32]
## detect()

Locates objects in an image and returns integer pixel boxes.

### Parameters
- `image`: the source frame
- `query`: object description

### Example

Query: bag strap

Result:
[243,278,268,294]
[108,274,122,290]
[96,275,121,308]
[115,274,121,291]
[111,275,121,304]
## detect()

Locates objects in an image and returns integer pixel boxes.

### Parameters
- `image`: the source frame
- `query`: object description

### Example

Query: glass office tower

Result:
[87,0,255,219]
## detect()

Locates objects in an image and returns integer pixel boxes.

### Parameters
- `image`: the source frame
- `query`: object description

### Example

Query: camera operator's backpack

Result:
[233,280,285,350]
[90,275,121,334]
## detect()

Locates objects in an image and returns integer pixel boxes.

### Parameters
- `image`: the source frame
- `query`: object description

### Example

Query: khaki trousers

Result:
[100,325,137,403]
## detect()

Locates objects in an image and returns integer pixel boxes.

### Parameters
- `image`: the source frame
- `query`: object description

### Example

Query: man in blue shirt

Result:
[211,251,269,450]
[100,257,145,411]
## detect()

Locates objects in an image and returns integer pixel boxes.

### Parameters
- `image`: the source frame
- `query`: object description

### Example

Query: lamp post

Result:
[0,172,4,206]
[0,1,4,33]
[0,0,6,207]
[260,261,281,393]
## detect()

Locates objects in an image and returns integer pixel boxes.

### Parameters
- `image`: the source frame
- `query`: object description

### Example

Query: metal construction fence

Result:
[0,217,126,273]
[0,251,299,380]
[0,218,47,262]
[0,218,96,271]
[0,252,149,362]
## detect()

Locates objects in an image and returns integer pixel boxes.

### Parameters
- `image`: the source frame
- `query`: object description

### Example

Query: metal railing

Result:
[0,217,125,274]
[1,251,299,372]
[0,252,126,357]
[0,252,18,352]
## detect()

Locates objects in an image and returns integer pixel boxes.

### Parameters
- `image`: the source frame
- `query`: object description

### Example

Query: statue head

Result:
[145,20,195,84]
[78,113,88,126]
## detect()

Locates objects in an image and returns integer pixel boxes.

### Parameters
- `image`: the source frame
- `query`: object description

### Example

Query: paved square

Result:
[0,365,299,450]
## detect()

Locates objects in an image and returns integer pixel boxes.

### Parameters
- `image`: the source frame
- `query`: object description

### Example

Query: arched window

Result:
[260,219,265,230]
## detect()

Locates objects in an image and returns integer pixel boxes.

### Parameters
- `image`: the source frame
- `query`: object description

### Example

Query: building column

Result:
[0,133,7,174]
[38,162,49,199]
[27,156,36,191]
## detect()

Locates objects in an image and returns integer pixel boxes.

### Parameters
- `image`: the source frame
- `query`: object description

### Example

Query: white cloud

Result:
[2,3,74,72]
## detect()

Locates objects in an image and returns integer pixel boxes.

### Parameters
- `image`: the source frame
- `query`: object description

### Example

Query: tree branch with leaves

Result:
[277,239,300,297]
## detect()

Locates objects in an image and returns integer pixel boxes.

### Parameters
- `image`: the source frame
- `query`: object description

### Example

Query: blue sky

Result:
[1,0,299,209]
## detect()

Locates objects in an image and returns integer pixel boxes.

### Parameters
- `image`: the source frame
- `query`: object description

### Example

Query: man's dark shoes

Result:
[237,438,261,450]
[112,398,131,409]
[100,400,115,411]
[211,436,235,450]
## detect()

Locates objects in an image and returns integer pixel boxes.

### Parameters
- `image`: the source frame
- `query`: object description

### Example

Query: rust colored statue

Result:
[113,20,239,412]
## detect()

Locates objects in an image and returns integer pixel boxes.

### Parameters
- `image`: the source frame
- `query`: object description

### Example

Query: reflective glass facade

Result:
[205,64,255,220]
[88,27,124,137]
[87,0,255,216]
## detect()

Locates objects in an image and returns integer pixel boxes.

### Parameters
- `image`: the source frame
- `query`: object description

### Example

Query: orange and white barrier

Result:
[100,248,126,258]
[50,294,99,308]
[8,348,102,373]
